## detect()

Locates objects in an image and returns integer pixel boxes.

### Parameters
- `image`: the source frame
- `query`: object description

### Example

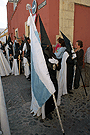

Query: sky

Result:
[0,0,8,29]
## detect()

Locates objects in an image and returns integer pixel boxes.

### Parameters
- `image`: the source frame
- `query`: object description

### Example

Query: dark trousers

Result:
[10,59,13,69]
[67,64,74,91]
[74,65,82,88]
[45,70,58,116]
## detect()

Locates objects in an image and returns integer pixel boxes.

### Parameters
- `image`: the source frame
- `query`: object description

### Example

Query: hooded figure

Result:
[39,15,59,118]
[43,45,59,117]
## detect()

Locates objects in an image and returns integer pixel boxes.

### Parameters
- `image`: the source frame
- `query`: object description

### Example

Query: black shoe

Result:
[81,85,89,87]
[27,77,31,81]
[68,91,73,94]
[47,113,53,120]
[86,86,89,87]
[74,87,78,89]
[27,78,30,81]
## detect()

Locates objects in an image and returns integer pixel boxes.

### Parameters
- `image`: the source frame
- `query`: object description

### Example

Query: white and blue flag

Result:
[30,13,55,115]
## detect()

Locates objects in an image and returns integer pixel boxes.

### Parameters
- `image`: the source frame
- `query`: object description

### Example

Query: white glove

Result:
[48,57,59,64]
[20,50,22,54]
[71,50,76,59]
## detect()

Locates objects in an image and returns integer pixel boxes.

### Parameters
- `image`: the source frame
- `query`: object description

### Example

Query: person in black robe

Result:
[66,52,75,93]
[15,39,24,74]
[22,37,31,80]
[24,37,31,66]
[8,41,13,69]
[43,45,59,118]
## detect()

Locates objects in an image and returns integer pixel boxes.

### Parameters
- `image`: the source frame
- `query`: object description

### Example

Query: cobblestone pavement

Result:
[1,69,90,135]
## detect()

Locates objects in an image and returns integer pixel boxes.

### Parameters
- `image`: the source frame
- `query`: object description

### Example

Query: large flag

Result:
[30,13,55,114]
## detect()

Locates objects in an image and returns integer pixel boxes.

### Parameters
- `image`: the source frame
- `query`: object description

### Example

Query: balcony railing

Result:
[8,0,19,3]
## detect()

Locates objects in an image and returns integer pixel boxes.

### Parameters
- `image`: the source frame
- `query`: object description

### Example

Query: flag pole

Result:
[53,94,65,135]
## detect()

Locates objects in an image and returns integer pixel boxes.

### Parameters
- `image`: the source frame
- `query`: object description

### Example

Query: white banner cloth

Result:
[0,76,11,135]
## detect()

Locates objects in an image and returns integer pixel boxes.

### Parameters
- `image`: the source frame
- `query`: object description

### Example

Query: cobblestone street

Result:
[1,69,90,135]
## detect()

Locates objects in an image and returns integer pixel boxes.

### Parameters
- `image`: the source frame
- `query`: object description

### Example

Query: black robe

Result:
[43,45,58,117]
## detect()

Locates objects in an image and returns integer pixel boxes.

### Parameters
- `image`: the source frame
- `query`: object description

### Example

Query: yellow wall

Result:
[57,0,90,43]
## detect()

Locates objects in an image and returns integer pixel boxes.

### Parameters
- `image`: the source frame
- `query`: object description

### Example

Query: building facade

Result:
[7,0,90,53]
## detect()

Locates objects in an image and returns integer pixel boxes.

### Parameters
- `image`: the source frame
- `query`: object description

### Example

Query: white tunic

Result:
[0,49,11,76]
[23,43,30,78]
